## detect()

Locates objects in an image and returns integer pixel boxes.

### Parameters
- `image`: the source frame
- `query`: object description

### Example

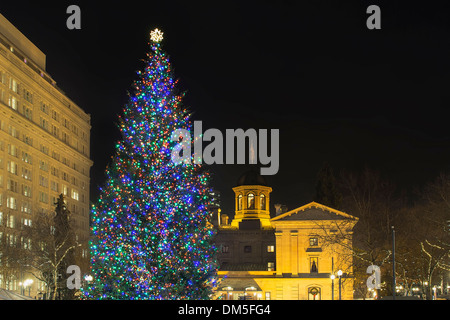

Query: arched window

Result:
[260,194,266,210]
[308,287,321,300]
[247,193,255,209]
[238,194,243,210]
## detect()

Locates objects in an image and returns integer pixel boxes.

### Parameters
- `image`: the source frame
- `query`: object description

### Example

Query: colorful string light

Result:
[84,35,218,300]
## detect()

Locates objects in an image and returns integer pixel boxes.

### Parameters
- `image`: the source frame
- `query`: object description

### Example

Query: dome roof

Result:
[236,170,268,186]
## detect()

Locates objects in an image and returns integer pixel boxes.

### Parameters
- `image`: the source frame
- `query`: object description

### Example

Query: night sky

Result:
[2,1,450,216]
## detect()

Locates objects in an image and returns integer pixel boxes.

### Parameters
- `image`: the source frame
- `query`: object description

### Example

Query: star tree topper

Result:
[150,28,164,42]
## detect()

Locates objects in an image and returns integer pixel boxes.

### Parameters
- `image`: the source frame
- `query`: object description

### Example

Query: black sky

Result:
[2,1,450,215]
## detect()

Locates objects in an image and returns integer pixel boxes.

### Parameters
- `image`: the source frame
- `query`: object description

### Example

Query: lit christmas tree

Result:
[85,29,218,299]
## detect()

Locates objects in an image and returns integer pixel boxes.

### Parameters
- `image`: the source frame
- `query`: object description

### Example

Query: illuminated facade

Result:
[214,171,358,300]
[0,13,92,298]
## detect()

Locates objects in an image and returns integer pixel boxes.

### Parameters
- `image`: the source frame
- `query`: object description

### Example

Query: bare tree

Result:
[413,173,450,298]
[317,167,405,298]
[0,210,32,293]
[24,194,80,299]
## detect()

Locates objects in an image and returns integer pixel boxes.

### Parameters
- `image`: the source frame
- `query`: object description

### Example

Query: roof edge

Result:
[270,201,358,222]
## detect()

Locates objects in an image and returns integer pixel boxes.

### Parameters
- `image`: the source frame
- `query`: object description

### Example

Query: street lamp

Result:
[23,279,33,296]
[337,270,343,300]
[330,274,335,300]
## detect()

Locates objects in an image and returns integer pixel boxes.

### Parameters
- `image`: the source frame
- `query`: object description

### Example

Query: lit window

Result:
[7,161,18,175]
[247,193,255,209]
[267,245,275,252]
[267,262,275,271]
[72,189,79,200]
[8,96,18,110]
[237,194,242,210]
[309,237,319,247]
[7,214,15,228]
[7,197,17,210]
[9,78,19,93]
[23,185,32,198]
[260,194,266,210]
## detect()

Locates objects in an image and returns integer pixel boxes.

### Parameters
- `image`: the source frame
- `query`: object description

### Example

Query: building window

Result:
[265,292,271,300]
[221,245,229,253]
[39,192,48,204]
[39,161,49,172]
[40,144,49,155]
[21,202,32,214]
[7,144,18,157]
[22,152,32,164]
[309,237,319,247]
[62,132,70,144]
[267,245,275,252]
[23,134,33,146]
[260,194,266,210]
[237,194,242,210]
[7,179,19,193]
[267,262,275,271]
[308,287,321,300]
[7,161,18,175]
[7,196,17,210]
[52,125,59,137]
[22,185,32,198]
[8,125,18,138]
[247,193,255,209]
[22,168,32,181]
[51,110,59,121]
[8,96,18,110]
[71,189,79,201]
[310,257,319,273]
[40,117,49,131]
[51,181,59,192]
[244,245,252,253]
[9,78,19,93]
[62,185,68,196]
[23,89,33,103]
[40,102,49,114]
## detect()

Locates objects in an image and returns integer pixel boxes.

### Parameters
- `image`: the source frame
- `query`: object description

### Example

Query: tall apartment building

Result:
[0,13,92,297]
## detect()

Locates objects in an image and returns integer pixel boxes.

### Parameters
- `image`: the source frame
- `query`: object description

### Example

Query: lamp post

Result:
[23,279,33,297]
[392,226,396,300]
[337,270,343,300]
[330,274,335,300]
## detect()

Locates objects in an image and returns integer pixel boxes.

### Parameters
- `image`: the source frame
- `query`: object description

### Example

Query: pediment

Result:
[271,202,358,222]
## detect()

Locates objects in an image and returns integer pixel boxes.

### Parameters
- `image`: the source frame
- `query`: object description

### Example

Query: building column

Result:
[274,231,283,276]
[290,230,298,275]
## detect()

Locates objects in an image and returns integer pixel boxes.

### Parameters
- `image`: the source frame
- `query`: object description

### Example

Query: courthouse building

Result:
[213,171,358,300]
[0,13,92,297]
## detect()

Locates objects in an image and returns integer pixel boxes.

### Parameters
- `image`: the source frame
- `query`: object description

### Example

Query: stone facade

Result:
[213,171,358,300]
[0,13,92,298]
